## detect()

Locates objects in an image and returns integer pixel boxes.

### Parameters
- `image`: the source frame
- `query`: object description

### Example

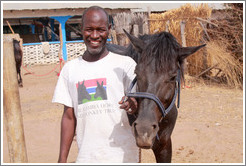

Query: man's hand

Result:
[119,96,138,114]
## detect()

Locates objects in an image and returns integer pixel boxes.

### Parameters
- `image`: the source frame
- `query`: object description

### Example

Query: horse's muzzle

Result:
[133,120,159,149]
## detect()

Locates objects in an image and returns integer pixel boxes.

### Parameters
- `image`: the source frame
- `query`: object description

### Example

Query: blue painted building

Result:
[2,2,224,61]
[3,3,136,61]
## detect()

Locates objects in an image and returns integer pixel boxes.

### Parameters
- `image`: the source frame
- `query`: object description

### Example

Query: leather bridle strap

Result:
[126,69,181,119]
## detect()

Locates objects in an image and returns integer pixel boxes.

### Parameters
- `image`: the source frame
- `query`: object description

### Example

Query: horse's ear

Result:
[123,29,146,53]
[97,81,100,86]
[106,43,127,55]
[101,81,103,86]
[178,44,206,61]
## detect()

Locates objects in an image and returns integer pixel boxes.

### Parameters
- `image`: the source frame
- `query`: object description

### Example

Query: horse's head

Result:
[94,81,107,100]
[78,81,91,102]
[124,29,206,149]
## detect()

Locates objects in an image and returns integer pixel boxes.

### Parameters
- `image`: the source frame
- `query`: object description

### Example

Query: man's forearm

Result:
[58,109,76,163]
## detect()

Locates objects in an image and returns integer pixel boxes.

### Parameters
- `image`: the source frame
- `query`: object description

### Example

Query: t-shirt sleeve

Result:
[52,65,73,108]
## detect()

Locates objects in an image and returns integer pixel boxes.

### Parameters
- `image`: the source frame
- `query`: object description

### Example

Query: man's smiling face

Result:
[82,9,111,56]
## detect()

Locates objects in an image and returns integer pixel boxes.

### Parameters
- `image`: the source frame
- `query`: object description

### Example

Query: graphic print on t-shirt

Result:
[77,78,107,104]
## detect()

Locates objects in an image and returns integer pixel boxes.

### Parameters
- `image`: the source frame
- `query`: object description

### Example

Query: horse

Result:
[94,81,107,100]
[77,81,91,104]
[107,30,206,163]
[13,39,23,87]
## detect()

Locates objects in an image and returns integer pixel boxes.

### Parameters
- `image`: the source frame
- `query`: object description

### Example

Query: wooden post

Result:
[165,20,170,32]
[57,24,64,75]
[133,24,139,36]
[3,34,28,163]
[199,21,209,71]
[180,20,187,47]
[6,21,15,34]
[147,6,151,34]
[180,20,188,87]
[111,30,118,45]
[59,23,63,61]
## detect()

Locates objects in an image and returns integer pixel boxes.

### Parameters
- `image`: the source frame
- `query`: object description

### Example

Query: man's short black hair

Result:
[81,6,110,26]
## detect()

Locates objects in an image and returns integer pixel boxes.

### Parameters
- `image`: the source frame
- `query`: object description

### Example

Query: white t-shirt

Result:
[52,52,139,163]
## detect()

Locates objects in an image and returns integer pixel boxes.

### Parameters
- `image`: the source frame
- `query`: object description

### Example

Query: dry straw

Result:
[149,3,243,88]
[149,3,212,76]
[206,40,243,89]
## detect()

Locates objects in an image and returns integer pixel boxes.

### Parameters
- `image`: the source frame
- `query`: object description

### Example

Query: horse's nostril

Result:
[133,122,138,137]
[152,124,157,129]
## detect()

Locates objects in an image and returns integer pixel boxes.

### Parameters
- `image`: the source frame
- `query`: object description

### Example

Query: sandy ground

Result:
[2,64,244,164]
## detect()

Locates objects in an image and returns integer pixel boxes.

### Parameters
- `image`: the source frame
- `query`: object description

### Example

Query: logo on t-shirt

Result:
[77,78,107,104]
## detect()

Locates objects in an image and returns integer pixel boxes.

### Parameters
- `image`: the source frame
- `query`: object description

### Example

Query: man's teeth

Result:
[91,41,99,44]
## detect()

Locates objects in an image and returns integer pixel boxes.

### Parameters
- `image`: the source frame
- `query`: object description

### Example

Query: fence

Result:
[111,12,149,46]
[20,12,148,65]
[22,41,86,66]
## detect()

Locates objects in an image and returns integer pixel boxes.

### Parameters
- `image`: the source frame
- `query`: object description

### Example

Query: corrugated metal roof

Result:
[2,2,140,10]
[3,2,225,11]
[133,3,225,12]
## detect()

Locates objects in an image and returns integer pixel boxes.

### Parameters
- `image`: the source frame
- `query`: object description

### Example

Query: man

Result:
[52,6,139,163]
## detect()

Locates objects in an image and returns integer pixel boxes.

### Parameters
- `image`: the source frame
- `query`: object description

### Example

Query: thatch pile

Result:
[149,3,243,88]
[149,4,212,75]
[207,4,243,62]
[206,40,243,88]
[205,3,243,89]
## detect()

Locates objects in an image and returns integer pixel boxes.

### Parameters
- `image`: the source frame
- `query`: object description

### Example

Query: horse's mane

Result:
[126,31,185,80]
[141,32,181,71]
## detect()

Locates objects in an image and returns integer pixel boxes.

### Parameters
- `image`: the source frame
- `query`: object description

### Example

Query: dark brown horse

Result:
[13,39,23,87]
[107,30,205,162]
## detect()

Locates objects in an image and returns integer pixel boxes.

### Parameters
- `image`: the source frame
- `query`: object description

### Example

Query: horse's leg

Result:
[16,66,20,84]
[19,68,23,87]
[16,66,23,87]
[152,138,172,163]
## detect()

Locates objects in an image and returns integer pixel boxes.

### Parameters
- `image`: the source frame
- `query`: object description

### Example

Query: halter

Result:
[125,69,181,140]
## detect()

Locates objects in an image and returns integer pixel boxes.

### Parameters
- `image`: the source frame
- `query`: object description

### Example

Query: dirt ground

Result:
[2,64,244,164]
